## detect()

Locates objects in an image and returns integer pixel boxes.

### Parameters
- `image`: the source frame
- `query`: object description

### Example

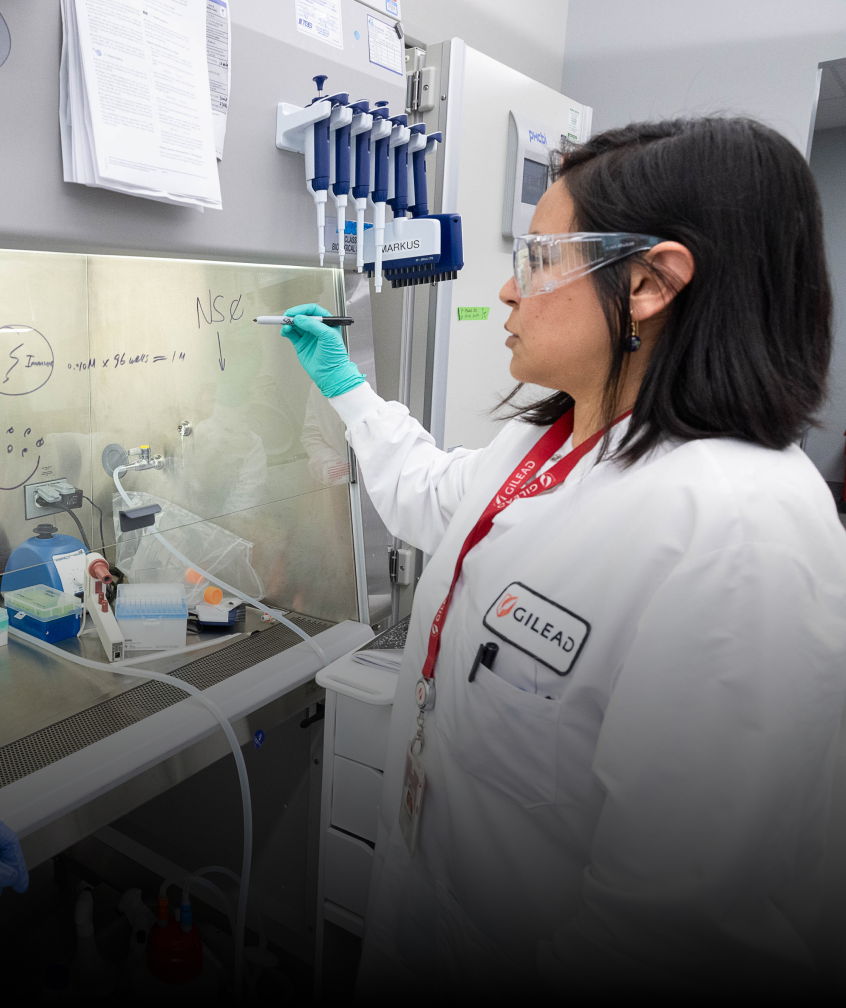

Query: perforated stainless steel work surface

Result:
[364,614,410,651]
[0,614,330,789]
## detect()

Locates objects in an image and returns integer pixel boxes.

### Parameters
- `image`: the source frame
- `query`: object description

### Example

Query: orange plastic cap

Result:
[185,569,204,585]
[203,586,223,605]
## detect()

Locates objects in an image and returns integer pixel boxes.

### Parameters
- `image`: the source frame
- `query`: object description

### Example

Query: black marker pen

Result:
[469,642,499,682]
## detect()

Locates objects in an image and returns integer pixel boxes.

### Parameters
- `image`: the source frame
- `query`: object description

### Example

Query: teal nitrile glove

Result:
[280,303,366,398]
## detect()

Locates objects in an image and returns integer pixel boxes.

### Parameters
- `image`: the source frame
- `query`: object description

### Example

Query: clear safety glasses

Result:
[513,232,662,298]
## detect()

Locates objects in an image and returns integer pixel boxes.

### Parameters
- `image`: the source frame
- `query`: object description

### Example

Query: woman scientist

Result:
[281,117,846,999]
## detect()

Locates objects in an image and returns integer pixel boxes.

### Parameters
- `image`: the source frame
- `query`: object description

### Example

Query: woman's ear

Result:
[630,242,695,322]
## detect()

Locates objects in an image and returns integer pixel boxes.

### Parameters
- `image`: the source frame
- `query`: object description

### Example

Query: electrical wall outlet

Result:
[23,477,81,520]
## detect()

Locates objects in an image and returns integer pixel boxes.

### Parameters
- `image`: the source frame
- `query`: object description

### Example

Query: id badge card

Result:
[399,743,426,857]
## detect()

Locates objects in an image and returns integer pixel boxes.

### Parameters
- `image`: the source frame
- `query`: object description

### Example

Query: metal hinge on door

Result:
[389,546,413,585]
[405,66,435,114]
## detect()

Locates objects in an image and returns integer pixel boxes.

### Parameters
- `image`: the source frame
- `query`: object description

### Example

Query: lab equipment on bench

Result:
[1,523,87,594]
[83,552,125,662]
[114,583,189,651]
[108,450,330,664]
[254,315,354,326]
[3,584,83,643]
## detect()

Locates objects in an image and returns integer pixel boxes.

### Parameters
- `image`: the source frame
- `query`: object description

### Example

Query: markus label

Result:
[482,581,590,675]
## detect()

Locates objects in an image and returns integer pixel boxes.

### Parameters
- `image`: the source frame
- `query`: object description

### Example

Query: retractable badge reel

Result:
[399,676,435,856]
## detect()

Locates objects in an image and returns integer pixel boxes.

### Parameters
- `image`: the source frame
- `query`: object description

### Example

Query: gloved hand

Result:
[0,821,28,895]
[280,304,366,399]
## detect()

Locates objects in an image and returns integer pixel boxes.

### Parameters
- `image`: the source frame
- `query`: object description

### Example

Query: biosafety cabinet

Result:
[0,2,591,996]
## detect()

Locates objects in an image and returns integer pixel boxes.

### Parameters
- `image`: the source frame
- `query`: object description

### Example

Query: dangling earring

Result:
[626,312,641,352]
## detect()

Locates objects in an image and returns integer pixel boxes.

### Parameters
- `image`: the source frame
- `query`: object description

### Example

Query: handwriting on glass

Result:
[67,351,187,371]
[197,290,244,328]
[197,289,245,373]
[1,325,55,396]
[1,425,44,490]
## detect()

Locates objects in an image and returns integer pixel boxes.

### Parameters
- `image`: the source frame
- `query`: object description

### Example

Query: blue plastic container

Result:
[1,524,87,593]
[4,584,83,643]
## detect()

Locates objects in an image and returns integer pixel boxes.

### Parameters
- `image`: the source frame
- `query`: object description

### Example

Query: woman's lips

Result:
[505,332,518,349]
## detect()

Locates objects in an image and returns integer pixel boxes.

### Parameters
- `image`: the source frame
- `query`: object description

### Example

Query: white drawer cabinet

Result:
[316,651,399,948]
[323,827,374,917]
[331,755,383,843]
[335,693,392,771]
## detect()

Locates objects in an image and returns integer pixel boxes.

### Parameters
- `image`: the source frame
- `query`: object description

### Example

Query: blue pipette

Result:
[408,126,442,218]
[304,75,331,266]
[350,100,373,273]
[329,94,352,268]
[387,113,411,219]
[304,75,348,266]
[368,102,393,292]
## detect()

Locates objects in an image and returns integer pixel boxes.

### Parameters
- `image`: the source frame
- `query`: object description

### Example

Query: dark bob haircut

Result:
[504,116,832,465]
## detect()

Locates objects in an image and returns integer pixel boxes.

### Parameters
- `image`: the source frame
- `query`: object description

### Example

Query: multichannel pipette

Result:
[254,316,354,326]
[387,113,411,220]
[276,75,463,290]
[408,126,442,218]
[329,94,353,268]
[368,102,393,292]
[350,100,373,273]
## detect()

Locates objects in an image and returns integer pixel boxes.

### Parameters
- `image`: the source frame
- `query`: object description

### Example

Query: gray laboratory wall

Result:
[403,0,569,91]
[562,0,846,153]
[805,126,846,484]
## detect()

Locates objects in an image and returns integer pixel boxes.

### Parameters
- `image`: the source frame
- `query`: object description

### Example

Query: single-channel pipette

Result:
[305,76,331,266]
[329,95,353,268]
[350,100,373,273]
[254,316,354,326]
[304,75,349,266]
[368,102,393,292]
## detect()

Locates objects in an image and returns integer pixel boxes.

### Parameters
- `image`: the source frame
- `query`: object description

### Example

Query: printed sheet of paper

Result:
[60,0,221,209]
[206,0,230,159]
[296,0,343,49]
[367,14,402,75]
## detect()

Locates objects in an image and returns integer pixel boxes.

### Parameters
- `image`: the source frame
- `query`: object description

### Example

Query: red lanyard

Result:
[420,407,632,682]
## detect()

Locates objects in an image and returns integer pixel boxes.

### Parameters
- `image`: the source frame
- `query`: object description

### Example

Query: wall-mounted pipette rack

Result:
[276,75,463,292]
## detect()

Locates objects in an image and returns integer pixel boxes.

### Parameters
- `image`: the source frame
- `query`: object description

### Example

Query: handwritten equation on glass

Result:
[196,288,244,372]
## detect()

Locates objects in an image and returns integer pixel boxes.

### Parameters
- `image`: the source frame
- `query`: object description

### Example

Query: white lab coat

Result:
[329,382,846,998]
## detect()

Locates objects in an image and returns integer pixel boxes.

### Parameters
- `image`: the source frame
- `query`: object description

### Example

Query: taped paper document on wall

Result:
[206,0,231,159]
[59,0,222,209]
[296,0,343,49]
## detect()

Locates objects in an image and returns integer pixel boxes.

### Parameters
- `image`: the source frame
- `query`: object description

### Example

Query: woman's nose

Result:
[500,275,520,308]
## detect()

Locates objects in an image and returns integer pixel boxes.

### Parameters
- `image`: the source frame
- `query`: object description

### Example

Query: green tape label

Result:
[457,306,490,321]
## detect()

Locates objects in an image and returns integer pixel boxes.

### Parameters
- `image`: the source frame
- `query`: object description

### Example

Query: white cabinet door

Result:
[324,827,374,917]
[334,693,393,770]
[332,755,383,843]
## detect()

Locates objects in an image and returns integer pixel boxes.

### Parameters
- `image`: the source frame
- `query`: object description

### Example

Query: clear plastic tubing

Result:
[8,627,252,1003]
[113,468,329,667]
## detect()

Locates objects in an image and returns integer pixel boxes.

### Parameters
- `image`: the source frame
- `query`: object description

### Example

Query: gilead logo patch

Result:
[483,581,590,676]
